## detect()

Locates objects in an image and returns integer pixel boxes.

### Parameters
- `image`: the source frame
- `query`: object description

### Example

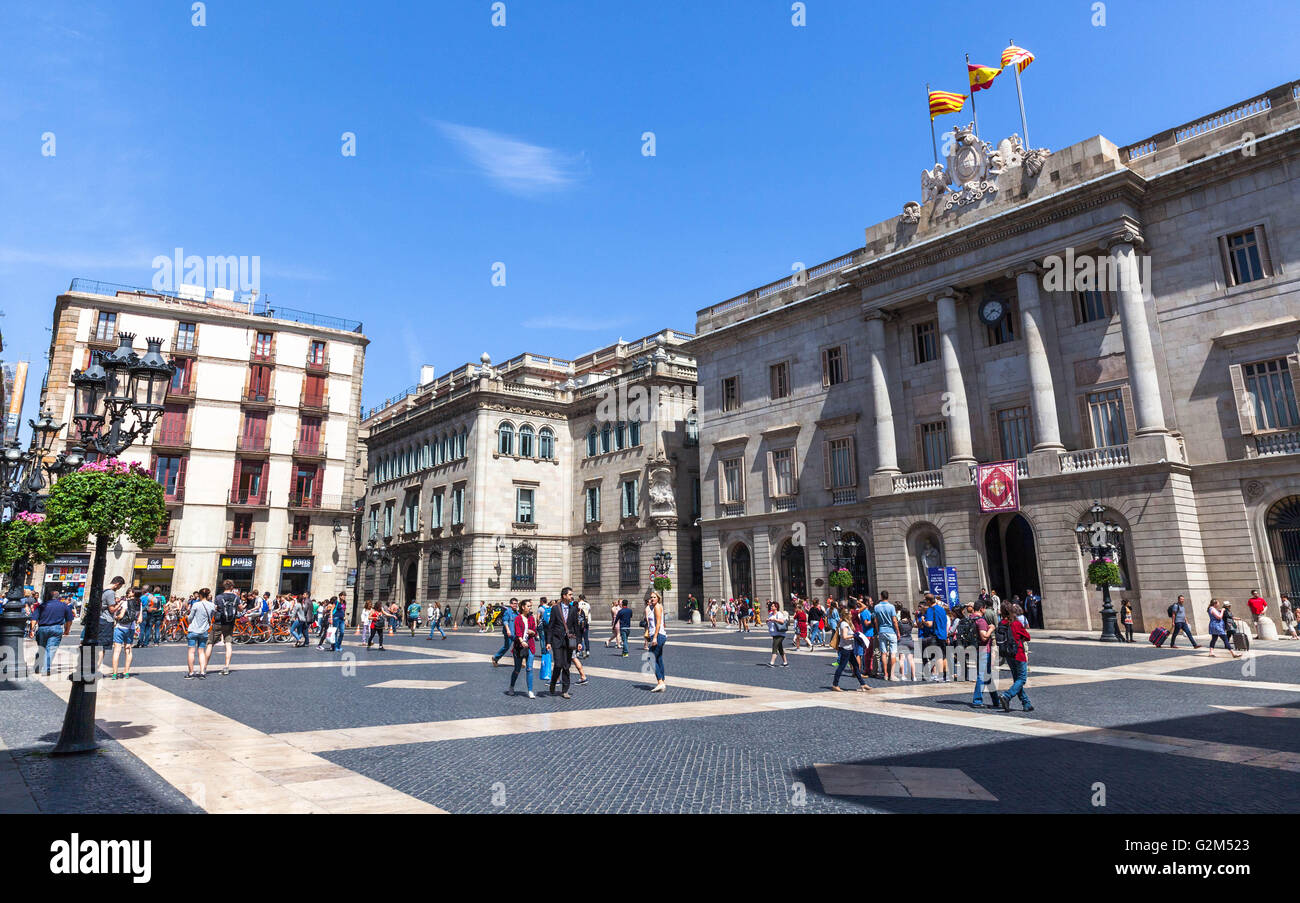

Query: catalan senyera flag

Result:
[1001,44,1035,74]
[967,63,1002,92]
[928,90,967,120]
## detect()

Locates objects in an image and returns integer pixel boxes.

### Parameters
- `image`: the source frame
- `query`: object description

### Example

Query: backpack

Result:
[214,592,240,625]
[147,594,161,613]
[1167,604,1176,618]
[956,616,982,648]
[121,595,141,622]
[994,620,1018,661]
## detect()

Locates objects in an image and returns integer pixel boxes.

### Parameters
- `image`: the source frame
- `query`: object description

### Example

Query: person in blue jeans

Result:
[1166,595,1201,648]
[427,603,446,639]
[970,600,997,708]
[509,599,538,698]
[491,599,518,666]
[331,591,348,651]
[997,603,1034,712]
[617,599,633,656]
[30,590,75,676]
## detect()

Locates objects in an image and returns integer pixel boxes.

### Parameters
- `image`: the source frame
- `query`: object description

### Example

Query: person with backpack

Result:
[185,588,217,679]
[491,599,518,666]
[1165,595,1200,649]
[830,604,869,692]
[970,600,998,708]
[209,579,241,676]
[427,601,446,640]
[367,602,386,650]
[919,594,950,682]
[995,602,1034,713]
[873,591,900,681]
[955,600,984,683]
[407,600,422,636]
[292,595,314,647]
[767,601,790,667]
[109,581,141,680]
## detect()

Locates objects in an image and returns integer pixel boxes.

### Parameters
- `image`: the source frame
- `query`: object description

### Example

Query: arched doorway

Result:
[404,561,418,605]
[842,532,872,598]
[779,539,807,604]
[983,514,1041,606]
[728,543,752,600]
[1267,496,1300,598]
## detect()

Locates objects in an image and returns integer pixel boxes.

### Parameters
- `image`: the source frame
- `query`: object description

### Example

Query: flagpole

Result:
[964,53,980,139]
[1010,39,1030,147]
[926,83,938,165]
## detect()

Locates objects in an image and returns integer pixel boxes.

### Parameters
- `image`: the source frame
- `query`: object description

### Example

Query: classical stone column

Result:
[930,288,975,464]
[1105,231,1167,436]
[863,309,899,474]
[1008,263,1065,451]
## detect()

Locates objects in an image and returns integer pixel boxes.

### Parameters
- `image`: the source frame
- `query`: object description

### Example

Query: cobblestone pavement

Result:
[2,623,1298,813]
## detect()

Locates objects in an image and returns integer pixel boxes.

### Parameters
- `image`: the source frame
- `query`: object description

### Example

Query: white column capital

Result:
[1102,227,1145,253]
[861,305,895,323]
[927,287,968,305]
[1005,261,1043,280]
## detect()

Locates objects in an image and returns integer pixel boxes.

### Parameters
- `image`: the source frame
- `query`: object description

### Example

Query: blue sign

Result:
[926,567,960,608]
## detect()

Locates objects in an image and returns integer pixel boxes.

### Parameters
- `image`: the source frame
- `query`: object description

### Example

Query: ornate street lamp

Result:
[818,523,859,602]
[1075,501,1125,643]
[0,411,82,683]
[53,334,174,755]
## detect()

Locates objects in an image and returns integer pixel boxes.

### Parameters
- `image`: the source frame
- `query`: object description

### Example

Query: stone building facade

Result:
[688,80,1300,632]
[39,280,367,600]
[359,331,700,620]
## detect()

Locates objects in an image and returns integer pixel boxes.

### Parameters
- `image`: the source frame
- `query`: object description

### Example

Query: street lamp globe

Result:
[71,354,107,436]
[31,409,62,455]
[130,337,174,418]
[103,333,138,408]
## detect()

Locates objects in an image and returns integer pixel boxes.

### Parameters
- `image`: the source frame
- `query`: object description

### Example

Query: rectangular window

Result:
[621,479,638,518]
[302,373,326,407]
[430,493,444,529]
[722,376,739,412]
[157,404,188,445]
[368,506,379,540]
[769,362,790,399]
[920,421,949,470]
[583,548,601,586]
[1243,358,1300,431]
[1073,290,1112,325]
[254,331,274,359]
[94,312,117,342]
[1087,389,1129,447]
[585,486,601,523]
[1222,228,1269,286]
[248,364,272,400]
[827,438,856,489]
[153,455,184,496]
[451,487,465,526]
[516,487,534,524]
[297,416,322,454]
[175,322,197,351]
[383,502,394,537]
[914,321,938,365]
[292,465,317,505]
[822,346,846,386]
[170,358,194,394]
[291,516,311,542]
[722,457,744,502]
[997,406,1034,459]
[770,448,796,497]
[241,411,268,449]
[232,513,253,540]
[403,492,420,533]
[308,340,327,365]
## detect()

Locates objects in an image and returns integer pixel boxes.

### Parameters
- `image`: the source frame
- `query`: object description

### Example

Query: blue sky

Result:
[2,0,1298,418]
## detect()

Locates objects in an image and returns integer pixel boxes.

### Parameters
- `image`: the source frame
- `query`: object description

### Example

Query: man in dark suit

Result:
[547,586,580,698]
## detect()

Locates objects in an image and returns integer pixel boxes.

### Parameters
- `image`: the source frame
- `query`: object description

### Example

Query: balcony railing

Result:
[226,531,256,549]
[299,392,329,411]
[250,345,276,363]
[228,489,271,507]
[153,427,191,449]
[831,488,858,506]
[288,491,321,509]
[1059,445,1130,473]
[722,502,745,517]
[287,533,314,551]
[166,382,196,402]
[153,531,173,548]
[163,485,186,504]
[305,352,330,372]
[171,330,199,356]
[241,388,275,406]
[293,439,326,458]
[771,497,798,512]
[893,469,944,493]
[236,434,271,454]
[1254,429,1300,457]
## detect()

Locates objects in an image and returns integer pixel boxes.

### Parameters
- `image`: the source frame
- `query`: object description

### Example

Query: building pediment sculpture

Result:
[647,452,677,521]
[919,124,1053,213]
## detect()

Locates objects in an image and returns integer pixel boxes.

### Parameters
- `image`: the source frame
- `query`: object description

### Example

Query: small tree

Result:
[43,458,166,554]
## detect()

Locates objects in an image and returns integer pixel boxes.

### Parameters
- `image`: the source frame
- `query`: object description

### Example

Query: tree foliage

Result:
[43,459,166,552]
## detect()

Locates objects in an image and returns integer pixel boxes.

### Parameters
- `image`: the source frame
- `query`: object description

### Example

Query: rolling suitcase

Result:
[1232,631,1250,652]
[1149,626,1169,647]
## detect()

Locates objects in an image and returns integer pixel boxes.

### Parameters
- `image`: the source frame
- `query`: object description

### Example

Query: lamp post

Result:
[52,335,174,754]
[1075,500,1125,643]
[0,411,83,683]
[817,523,859,603]
[651,549,674,612]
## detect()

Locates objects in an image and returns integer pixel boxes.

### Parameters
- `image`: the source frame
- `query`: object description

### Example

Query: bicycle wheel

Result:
[254,624,271,644]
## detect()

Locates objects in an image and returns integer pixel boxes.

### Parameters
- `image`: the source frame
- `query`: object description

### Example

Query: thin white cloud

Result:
[0,246,152,272]
[522,315,627,331]
[435,122,588,196]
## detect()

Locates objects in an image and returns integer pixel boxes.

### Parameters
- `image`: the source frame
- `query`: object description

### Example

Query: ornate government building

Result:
[688,80,1300,631]
[358,332,700,617]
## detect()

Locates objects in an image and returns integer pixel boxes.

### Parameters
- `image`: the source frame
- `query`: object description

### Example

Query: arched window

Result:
[457,428,468,459]
[587,427,599,457]
[600,423,612,454]
[1268,496,1300,598]
[511,542,537,590]
[629,420,641,446]
[538,427,555,460]
[619,543,640,588]
[615,421,626,450]
[426,550,442,595]
[498,422,515,456]
[421,443,430,469]
[446,549,463,594]
[519,424,535,458]
[583,546,601,586]
[441,434,450,464]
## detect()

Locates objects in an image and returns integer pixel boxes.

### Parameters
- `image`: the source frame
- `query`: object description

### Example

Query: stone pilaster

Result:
[930,288,976,464]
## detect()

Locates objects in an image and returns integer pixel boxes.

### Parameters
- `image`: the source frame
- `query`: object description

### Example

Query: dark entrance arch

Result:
[983,514,1041,608]
[729,544,752,600]
[1267,496,1300,598]
[842,531,872,598]
[779,539,807,604]
[404,561,418,605]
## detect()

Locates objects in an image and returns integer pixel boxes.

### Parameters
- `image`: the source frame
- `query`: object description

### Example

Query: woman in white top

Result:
[767,601,789,667]
[645,590,667,693]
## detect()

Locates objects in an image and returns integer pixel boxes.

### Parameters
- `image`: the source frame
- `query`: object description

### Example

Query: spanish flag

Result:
[967,63,1002,92]
[1001,44,1035,74]
[928,90,966,120]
